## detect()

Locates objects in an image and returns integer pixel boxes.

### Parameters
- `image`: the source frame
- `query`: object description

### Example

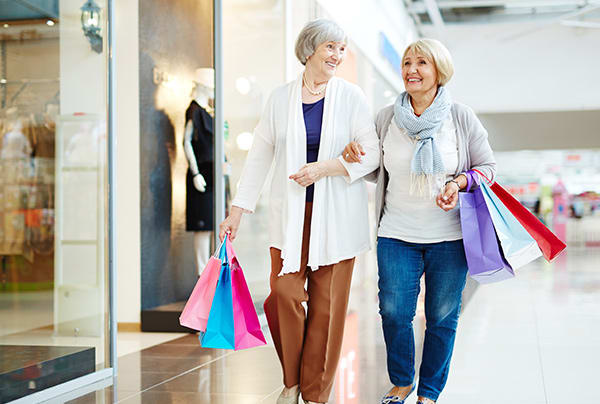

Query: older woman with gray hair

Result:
[344,39,496,404]
[219,19,379,404]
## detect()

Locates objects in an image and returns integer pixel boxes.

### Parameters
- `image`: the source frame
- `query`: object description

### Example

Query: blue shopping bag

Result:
[477,174,542,270]
[200,236,235,349]
[459,171,515,284]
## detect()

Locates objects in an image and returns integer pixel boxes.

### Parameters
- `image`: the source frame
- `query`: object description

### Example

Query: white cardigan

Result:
[232,76,379,274]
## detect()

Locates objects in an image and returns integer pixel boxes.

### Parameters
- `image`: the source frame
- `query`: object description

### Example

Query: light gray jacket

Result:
[371,103,497,227]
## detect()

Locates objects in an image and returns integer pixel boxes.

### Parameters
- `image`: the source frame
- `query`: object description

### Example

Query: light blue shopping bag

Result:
[478,177,542,269]
[200,236,235,349]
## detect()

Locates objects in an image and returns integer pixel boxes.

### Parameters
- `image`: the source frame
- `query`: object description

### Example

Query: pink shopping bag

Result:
[179,243,224,331]
[226,238,267,350]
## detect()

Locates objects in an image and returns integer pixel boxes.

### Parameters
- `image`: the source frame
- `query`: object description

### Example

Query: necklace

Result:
[303,73,326,96]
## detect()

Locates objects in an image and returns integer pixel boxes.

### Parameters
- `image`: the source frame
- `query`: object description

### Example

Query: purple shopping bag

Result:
[459,171,515,284]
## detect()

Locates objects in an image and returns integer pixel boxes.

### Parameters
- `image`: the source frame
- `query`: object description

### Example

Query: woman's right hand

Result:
[342,141,365,163]
[219,206,244,241]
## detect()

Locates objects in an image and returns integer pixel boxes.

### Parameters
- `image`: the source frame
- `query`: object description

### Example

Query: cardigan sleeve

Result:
[231,94,276,213]
[362,106,391,183]
[338,88,380,184]
[463,105,497,183]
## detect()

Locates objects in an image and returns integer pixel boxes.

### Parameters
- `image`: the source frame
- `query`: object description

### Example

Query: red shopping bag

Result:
[179,242,224,331]
[473,169,566,261]
[226,238,267,350]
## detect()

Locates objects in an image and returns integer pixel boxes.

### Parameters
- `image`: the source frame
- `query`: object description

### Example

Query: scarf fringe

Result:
[409,172,447,199]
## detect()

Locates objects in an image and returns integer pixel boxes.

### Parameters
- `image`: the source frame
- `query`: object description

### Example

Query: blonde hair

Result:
[403,39,454,86]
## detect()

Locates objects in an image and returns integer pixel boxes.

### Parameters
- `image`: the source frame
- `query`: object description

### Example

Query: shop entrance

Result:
[0,1,112,401]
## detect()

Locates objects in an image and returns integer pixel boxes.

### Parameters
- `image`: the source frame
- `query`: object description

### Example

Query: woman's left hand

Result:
[290,162,327,187]
[436,181,460,211]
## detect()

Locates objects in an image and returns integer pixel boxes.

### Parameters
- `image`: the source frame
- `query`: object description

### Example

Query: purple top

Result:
[302,97,325,202]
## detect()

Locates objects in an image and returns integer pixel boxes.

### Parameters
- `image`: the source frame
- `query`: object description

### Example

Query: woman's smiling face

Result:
[402,50,438,97]
[306,41,346,80]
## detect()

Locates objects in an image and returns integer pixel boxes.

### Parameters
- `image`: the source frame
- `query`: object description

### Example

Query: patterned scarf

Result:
[393,86,452,198]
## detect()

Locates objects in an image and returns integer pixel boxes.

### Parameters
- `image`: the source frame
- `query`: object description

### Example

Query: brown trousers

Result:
[264,202,355,403]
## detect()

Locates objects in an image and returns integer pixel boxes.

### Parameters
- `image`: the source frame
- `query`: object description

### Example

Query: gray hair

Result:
[295,19,347,65]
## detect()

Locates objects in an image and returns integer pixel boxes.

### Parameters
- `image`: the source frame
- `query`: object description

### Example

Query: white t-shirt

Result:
[378,117,463,243]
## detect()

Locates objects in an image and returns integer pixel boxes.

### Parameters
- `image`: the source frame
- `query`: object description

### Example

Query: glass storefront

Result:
[0,0,113,401]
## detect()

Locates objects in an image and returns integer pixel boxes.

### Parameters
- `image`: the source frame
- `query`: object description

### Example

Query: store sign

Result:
[335,312,359,404]
[379,32,401,76]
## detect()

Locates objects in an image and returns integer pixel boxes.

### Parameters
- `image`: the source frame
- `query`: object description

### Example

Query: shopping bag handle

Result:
[225,237,241,271]
[464,171,474,192]
[471,168,492,185]
[212,233,228,259]
[463,170,480,192]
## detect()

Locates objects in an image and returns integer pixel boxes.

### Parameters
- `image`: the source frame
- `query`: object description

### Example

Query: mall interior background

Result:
[0,0,599,402]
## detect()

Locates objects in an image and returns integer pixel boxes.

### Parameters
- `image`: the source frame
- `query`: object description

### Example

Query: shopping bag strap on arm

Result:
[463,170,480,192]
[471,168,492,185]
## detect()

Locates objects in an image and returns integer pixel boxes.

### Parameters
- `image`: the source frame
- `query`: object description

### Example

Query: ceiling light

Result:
[46,20,55,26]
[3,24,8,28]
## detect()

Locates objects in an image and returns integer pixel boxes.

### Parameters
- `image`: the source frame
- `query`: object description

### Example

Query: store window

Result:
[0,1,111,401]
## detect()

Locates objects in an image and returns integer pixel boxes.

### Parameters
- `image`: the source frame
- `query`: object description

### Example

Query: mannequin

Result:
[184,68,215,276]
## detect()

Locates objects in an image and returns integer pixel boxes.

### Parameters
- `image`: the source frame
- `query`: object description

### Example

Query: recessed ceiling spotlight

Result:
[3,24,9,28]
[46,20,55,26]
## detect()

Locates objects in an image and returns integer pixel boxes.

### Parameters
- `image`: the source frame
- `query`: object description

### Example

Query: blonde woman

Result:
[220,19,379,404]
[344,39,496,404]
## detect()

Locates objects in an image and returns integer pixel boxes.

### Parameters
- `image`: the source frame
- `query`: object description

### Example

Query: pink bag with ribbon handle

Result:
[179,240,225,331]
[226,238,267,350]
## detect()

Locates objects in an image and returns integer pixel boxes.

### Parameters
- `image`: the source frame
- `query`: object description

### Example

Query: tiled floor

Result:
[0,320,185,367]
[116,332,188,359]
[17,247,600,403]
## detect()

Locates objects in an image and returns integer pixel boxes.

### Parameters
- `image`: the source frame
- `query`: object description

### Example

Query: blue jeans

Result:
[377,237,468,401]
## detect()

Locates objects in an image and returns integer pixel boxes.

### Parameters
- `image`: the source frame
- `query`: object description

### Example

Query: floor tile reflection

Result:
[65,247,600,404]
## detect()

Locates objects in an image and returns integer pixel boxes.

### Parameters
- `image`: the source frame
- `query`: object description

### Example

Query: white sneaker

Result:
[276,386,300,404]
